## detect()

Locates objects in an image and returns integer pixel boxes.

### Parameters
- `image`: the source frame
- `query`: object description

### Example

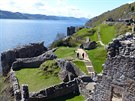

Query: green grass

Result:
[55,47,76,59]
[74,28,98,42]
[39,60,60,77]
[0,75,3,94]
[100,24,116,44]
[87,46,107,73]
[75,28,92,36]
[16,68,61,92]
[66,95,85,101]
[49,93,85,101]
[73,60,88,74]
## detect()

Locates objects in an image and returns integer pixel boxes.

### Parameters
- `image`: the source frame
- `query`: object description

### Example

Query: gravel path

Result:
[76,48,94,74]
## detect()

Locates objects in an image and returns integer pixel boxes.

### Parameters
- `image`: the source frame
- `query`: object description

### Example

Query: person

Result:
[82,53,85,59]
[77,52,79,58]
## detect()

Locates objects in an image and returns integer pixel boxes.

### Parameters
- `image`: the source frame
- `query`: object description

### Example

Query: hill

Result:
[85,2,135,27]
[0,10,88,21]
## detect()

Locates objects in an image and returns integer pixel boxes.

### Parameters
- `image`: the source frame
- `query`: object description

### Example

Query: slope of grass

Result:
[54,47,76,59]
[100,24,116,44]
[66,95,85,101]
[86,2,135,27]
[74,28,98,42]
[16,60,61,92]
[73,60,88,74]
[87,46,107,73]
[39,60,60,77]
[50,93,85,101]
[0,75,3,93]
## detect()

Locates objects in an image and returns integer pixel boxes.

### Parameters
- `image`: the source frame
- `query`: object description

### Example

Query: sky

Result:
[0,0,134,18]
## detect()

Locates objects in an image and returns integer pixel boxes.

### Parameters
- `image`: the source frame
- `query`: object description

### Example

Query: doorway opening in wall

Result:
[111,87,122,101]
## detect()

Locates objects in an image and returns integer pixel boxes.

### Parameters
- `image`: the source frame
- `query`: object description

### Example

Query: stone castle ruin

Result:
[89,33,135,101]
[1,31,135,101]
[1,42,47,76]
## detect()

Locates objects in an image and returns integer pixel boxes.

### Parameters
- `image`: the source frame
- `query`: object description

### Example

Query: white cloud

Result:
[0,0,89,18]
[127,0,135,4]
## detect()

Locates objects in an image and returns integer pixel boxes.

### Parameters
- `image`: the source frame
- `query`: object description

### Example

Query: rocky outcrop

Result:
[90,33,135,101]
[29,79,79,101]
[57,59,84,82]
[1,42,47,76]
[80,41,97,50]
[12,51,57,70]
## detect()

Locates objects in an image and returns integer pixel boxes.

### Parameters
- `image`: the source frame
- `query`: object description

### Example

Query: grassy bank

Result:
[66,95,85,101]
[87,46,107,73]
[55,47,76,59]
[49,93,85,101]
[73,60,88,74]
[100,24,116,44]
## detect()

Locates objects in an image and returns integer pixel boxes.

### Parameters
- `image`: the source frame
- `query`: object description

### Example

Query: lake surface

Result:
[0,19,85,72]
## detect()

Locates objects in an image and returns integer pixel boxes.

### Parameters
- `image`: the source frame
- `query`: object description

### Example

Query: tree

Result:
[131,6,134,12]
[55,33,65,41]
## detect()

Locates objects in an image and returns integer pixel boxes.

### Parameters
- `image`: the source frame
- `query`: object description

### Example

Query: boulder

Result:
[80,41,97,50]
[12,51,57,71]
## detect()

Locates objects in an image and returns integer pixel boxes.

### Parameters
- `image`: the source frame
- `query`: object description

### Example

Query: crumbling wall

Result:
[57,59,84,82]
[29,79,79,101]
[12,50,57,70]
[91,33,135,101]
[1,42,47,76]
[9,69,21,101]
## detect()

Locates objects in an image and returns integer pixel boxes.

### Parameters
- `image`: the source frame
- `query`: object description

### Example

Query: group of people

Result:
[76,52,85,59]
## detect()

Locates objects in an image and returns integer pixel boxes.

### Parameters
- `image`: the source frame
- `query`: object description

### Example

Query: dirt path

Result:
[97,27,105,47]
[76,48,94,74]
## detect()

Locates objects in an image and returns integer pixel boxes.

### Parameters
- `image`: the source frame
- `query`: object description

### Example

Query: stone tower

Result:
[67,26,76,36]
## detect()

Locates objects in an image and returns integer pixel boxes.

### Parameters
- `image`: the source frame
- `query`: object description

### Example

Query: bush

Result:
[39,60,60,77]
[50,37,78,48]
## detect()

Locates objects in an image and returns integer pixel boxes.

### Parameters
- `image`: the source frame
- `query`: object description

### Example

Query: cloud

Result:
[34,2,45,7]
[127,0,134,4]
[0,0,89,18]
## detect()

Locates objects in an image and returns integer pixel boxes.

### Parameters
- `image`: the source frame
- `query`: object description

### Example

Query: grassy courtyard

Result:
[16,60,61,92]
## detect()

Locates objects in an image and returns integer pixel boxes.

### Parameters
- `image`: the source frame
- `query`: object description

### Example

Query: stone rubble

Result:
[88,33,135,101]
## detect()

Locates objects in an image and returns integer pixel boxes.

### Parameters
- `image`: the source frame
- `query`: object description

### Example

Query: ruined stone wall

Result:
[1,42,47,76]
[12,50,57,71]
[29,79,79,101]
[9,69,21,101]
[91,33,135,101]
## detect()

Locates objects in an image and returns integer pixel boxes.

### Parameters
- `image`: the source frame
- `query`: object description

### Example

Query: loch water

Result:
[0,19,85,72]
